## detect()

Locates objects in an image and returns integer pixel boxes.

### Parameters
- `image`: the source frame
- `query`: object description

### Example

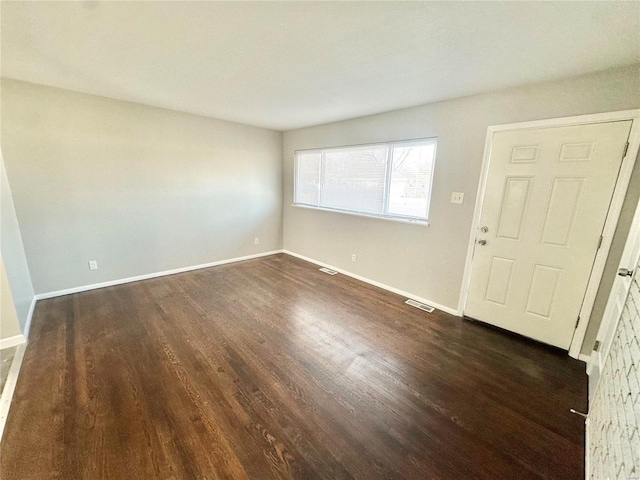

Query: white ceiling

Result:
[2,1,639,131]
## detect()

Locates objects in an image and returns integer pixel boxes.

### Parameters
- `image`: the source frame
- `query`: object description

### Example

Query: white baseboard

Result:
[22,296,37,341]
[35,250,284,301]
[282,250,460,316]
[0,342,26,443]
[579,353,592,374]
[0,334,26,351]
[578,353,591,363]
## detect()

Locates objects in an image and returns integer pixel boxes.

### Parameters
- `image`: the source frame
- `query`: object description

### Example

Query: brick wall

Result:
[588,269,640,479]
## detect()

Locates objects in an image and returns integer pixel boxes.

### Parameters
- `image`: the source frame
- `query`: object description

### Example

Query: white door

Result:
[466,121,632,349]
[593,196,640,373]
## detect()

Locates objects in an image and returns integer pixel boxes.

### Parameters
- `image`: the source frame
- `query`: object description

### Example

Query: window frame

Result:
[293,137,437,225]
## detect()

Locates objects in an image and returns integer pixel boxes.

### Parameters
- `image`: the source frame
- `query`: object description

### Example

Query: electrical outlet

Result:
[351,254,357,262]
[451,192,464,204]
[254,237,259,245]
[88,260,98,270]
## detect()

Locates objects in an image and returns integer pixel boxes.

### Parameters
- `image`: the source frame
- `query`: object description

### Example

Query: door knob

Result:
[480,226,489,233]
[618,268,634,277]
[478,239,487,246]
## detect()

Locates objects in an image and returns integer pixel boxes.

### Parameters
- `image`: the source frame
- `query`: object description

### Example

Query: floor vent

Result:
[319,267,338,275]
[405,299,435,313]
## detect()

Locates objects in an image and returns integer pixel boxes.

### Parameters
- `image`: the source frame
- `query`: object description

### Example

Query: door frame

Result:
[458,109,640,359]
[588,183,640,377]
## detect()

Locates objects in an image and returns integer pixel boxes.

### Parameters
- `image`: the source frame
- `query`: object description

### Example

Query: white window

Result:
[294,138,436,223]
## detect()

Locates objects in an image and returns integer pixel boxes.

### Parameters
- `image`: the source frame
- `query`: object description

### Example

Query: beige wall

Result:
[282,65,640,354]
[0,254,23,340]
[1,79,283,294]
[0,149,34,333]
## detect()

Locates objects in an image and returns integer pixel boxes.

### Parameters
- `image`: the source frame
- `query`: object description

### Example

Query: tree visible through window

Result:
[294,138,436,222]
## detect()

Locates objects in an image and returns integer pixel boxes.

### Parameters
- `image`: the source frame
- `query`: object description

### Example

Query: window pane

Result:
[294,139,436,223]
[295,152,321,205]
[321,146,388,214]
[387,142,435,219]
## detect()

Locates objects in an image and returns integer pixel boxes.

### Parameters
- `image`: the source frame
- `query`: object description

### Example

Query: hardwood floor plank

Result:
[0,254,587,479]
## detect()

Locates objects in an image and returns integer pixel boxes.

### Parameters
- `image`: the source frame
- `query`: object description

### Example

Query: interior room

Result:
[0,2,639,479]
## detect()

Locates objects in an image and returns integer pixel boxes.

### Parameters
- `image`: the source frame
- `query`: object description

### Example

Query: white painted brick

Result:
[631,370,640,405]
[629,283,640,310]
[633,373,640,397]
[624,347,634,377]
[630,429,640,468]
[588,256,640,479]
[629,312,640,337]
[621,376,632,404]
[621,318,630,343]
[617,346,627,375]
[622,439,634,477]
[630,337,640,365]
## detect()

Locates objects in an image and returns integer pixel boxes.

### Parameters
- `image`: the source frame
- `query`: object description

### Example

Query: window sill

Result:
[291,204,429,226]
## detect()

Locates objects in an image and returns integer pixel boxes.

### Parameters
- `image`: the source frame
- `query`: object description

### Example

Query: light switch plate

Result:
[89,260,98,270]
[451,192,464,204]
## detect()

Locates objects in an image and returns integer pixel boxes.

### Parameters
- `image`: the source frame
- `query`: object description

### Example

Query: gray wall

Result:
[2,67,639,355]
[0,150,35,333]
[1,79,283,294]
[282,65,640,354]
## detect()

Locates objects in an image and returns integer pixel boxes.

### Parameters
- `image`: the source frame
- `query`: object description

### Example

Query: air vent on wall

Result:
[319,267,338,275]
[405,299,435,313]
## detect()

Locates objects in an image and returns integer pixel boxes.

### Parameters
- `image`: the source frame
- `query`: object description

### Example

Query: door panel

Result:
[558,142,594,162]
[539,177,584,246]
[510,145,539,163]
[525,264,561,319]
[485,257,514,305]
[466,120,632,349]
[496,177,532,240]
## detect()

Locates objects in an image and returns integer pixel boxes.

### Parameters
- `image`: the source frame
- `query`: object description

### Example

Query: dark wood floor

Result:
[0,254,587,479]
